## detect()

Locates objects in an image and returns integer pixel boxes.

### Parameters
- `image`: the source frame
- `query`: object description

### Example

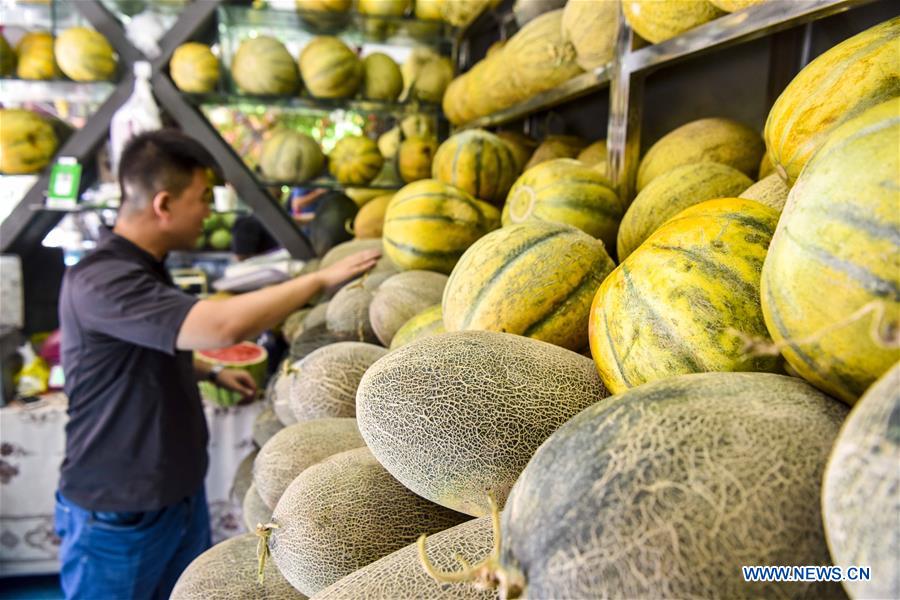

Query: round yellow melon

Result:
[388,304,444,350]
[398,136,437,183]
[361,52,402,101]
[524,135,587,170]
[16,31,59,80]
[55,27,117,82]
[636,117,765,191]
[329,135,383,185]
[0,109,58,174]
[231,36,299,96]
[432,129,518,204]
[353,193,392,238]
[299,36,362,99]
[739,173,790,212]
[561,0,617,70]
[170,42,219,93]
[444,221,615,351]
[622,0,724,44]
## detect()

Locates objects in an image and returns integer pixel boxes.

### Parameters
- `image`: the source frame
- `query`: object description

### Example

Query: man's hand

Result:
[316,248,382,288]
[215,369,257,404]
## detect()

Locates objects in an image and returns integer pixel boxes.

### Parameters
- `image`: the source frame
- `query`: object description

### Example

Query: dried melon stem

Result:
[735,300,899,358]
[417,495,525,599]
[255,522,278,584]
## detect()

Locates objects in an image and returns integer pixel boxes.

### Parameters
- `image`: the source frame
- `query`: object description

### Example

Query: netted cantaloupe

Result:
[266,446,469,596]
[524,135,587,170]
[561,0,617,71]
[444,222,614,351]
[616,161,753,260]
[0,34,15,76]
[761,98,900,405]
[361,52,402,101]
[253,417,365,510]
[822,362,899,600]
[320,237,396,275]
[765,17,899,184]
[259,129,324,183]
[622,0,724,44]
[231,36,299,95]
[170,533,307,600]
[281,308,311,344]
[353,193,392,238]
[502,159,623,251]
[325,271,392,342]
[289,321,347,361]
[382,179,500,274]
[0,109,58,174]
[505,10,583,99]
[15,32,59,80]
[169,42,219,93]
[289,341,387,422]
[369,270,448,346]
[55,27,117,81]
[242,483,270,532]
[739,173,789,212]
[357,331,608,517]
[592,199,782,394]
[299,36,361,99]
[389,304,444,350]
[231,449,258,506]
[637,117,765,191]
[450,372,847,599]
[432,130,518,205]
[495,131,537,173]
[398,136,437,183]
[252,406,283,448]
[301,305,329,335]
[317,517,495,600]
[329,135,384,185]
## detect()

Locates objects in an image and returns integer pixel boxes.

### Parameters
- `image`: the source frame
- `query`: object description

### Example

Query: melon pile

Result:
[184,14,898,600]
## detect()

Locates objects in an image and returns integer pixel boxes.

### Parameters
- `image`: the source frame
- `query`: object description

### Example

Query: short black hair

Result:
[118,129,220,214]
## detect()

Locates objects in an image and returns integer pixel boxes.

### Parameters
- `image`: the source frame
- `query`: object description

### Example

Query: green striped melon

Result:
[637,118,765,191]
[171,533,307,600]
[491,372,847,599]
[231,36,299,96]
[16,32,59,80]
[622,0,724,44]
[316,517,495,600]
[616,162,753,260]
[361,52,402,101]
[329,135,384,185]
[765,17,899,184]
[357,331,608,517]
[55,27,117,82]
[761,98,900,405]
[432,130,518,205]
[0,34,16,76]
[561,0,617,70]
[369,270,448,346]
[242,484,270,532]
[325,271,392,343]
[267,446,469,596]
[288,342,387,422]
[259,129,324,183]
[524,135,587,170]
[382,179,500,274]
[252,406,283,448]
[502,158,623,252]
[253,417,365,510]
[389,304,444,350]
[822,362,900,600]
[591,198,782,394]
[443,222,615,351]
[739,173,790,212]
[299,36,361,99]
[0,109,58,174]
[170,42,219,93]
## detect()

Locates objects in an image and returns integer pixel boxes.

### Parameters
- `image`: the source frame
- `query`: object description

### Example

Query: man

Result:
[55,129,379,599]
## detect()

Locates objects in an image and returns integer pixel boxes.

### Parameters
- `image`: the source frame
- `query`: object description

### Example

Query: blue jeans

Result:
[54,489,211,600]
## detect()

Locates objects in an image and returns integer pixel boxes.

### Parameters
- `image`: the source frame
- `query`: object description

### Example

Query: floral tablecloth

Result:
[0,393,262,576]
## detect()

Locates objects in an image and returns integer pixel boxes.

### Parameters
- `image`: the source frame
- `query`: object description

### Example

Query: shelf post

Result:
[607,9,643,207]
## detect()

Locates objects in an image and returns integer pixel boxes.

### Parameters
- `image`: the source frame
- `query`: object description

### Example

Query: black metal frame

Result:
[0,0,315,259]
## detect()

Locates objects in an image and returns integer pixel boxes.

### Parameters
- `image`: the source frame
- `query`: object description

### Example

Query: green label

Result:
[46,159,83,209]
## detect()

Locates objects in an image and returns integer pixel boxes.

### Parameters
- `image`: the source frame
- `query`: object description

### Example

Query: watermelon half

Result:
[195,341,268,407]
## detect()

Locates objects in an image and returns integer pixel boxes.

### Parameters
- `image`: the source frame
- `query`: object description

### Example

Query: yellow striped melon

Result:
[443,221,615,351]
[356,331,608,516]
[524,135,587,170]
[617,162,753,260]
[765,17,899,184]
[561,0,617,71]
[504,10,583,99]
[369,270,448,346]
[259,129,324,183]
[493,372,848,598]
[171,533,306,600]
[16,31,59,80]
[502,159,623,251]
[329,135,383,185]
[231,36,299,96]
[622,0,724,44]
[361,52,402,101]
[822,362,900,600]
[761,98,900,405]
[388,304,444,350]
[353,193,392,238]
[432,130,518,205]
[496,131,538,173]
[267,446,469,596]
[398,136,437,183]
[170,42,219,93]
[299,36,362,99]
[739,173,790,212]
[382,179,500,274]
[0,109,58,174]
[0,34,15,76]
[54,27,116,82]
[591,198,782,394]
[637,117,765,191]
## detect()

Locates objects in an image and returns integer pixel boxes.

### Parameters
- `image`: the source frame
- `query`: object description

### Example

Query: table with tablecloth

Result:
[0,393,261,576]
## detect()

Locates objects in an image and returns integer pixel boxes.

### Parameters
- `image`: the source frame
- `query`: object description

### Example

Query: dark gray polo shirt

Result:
[58,232,208,512]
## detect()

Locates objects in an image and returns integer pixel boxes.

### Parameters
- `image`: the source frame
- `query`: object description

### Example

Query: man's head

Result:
[117,129,221,251]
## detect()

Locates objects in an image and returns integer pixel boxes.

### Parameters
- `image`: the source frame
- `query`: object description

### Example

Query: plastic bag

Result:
[109,61,162,176]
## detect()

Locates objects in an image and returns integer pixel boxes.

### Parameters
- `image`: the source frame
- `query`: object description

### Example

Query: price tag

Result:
[46,157,83,210]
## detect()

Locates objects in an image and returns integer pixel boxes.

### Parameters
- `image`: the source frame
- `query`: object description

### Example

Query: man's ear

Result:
[151,190,172,222]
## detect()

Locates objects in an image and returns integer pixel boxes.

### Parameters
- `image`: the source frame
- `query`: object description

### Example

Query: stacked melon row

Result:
[173,16,898,600]
[0,27,117,82]
[295,0,501,28]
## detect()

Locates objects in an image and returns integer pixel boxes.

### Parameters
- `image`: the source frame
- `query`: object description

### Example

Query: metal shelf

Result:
[0,78,117,105]
[187,92,442,117]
